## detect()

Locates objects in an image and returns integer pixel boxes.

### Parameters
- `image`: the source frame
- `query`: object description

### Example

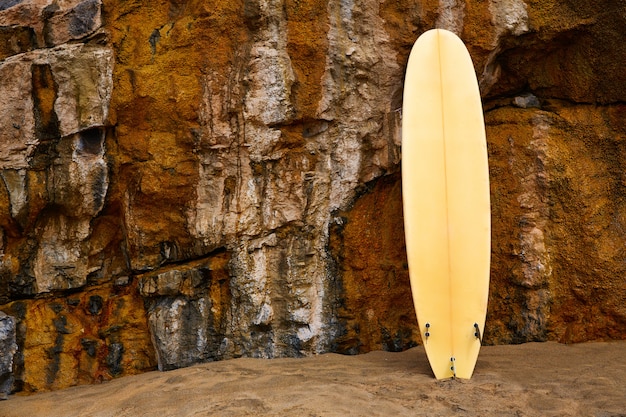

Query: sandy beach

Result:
[1,341,624,417]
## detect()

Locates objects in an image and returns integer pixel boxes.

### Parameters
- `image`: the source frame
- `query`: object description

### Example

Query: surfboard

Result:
[401,29,491,380]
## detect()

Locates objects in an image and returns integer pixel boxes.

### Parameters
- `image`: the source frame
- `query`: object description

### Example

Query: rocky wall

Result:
[0,0,624,395]
[0,311,17,399]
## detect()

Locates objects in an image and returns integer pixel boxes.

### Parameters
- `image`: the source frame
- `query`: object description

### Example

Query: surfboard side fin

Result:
[450,357,456,378]
[474,322,481,340]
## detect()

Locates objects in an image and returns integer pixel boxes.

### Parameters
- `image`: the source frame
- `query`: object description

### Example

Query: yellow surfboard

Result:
[401,29,490,380]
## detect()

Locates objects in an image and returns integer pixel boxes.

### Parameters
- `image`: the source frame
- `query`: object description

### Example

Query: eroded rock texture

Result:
[0,311,17,399]
[0,0,625,394]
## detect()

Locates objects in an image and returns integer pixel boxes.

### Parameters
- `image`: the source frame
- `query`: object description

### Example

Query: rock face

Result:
[0,311,17,400]
[0,0,625,394]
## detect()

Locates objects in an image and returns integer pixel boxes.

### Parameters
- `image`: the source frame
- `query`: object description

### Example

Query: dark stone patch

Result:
[160,241,181,264]
[98,324,122,340]
[301,120,329,138]
[10,240,39,299]
[281,333,304,358]
[46,333,64,385]
[0,26,36,60]
[106,343,124,376]
[148,28,160,55]
[0,312,17,400]
[68,0,100,38]
[53,315,71,334]
[67,298,80,307]
[80,338,98,357]
[41,3,60,46]
[380,325,416,353]
[0,0,22,11]
[223,176,237,212]
[8,270,36,300]
[0,266,10,306]
[31,64,60,142]
[49,303,63,315]
[30,140,59,170]
[42,2,59,18]
[78,128,104,155]
[87,295,104,315]
[243,0,263,30]
[90,163,108,213]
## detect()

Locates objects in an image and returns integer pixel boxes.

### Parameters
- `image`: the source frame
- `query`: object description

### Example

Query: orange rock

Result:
[1,282,156,393]
[330,173,419,353]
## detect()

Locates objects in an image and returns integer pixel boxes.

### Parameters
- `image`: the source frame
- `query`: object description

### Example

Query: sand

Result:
[1,341,624,417]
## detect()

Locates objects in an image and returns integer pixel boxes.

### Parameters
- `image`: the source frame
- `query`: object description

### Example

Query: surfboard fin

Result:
[424,323,431,342]
[450,357,457,378]
[473,323,481,340]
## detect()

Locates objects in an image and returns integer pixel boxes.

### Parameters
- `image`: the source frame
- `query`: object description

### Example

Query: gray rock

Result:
[0,0,102,49]
[147,297,214,371]
[105,342,124,376]
[139,268,208,298]
[0,311,17,400]
[45,0,102,46]
[513,93,541,109]
[0,1,23,12]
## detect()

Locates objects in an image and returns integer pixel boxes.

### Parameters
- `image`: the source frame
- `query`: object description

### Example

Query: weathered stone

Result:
[486,104,626,343]
[43,0,102,46]
[0,25,36,60]
[513,93,541,109]
[0,311,17,399]
[0,44,113,169]
[330,173,419,354]
[142,252,231,370]
[139,262,211,298]
[105,342,123,376]
[27,128,109,294]
[0,1,23,12]
[0,40,113,297]
[0,0,102,50]
[226,228,337,359]
[0,284,155,393]
[148,297,213,371]
[482,0,626,103]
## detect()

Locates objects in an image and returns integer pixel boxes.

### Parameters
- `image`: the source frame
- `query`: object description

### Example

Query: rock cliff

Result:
[0,0,624,394]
